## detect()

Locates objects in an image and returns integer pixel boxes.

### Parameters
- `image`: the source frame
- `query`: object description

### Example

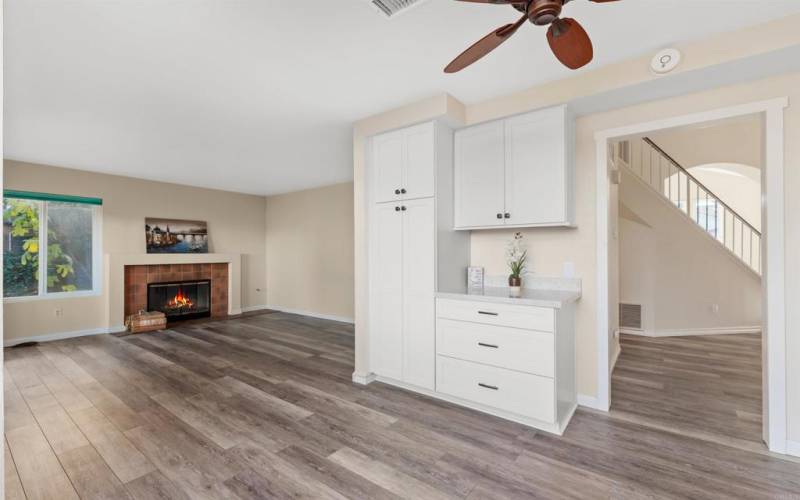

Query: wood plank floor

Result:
[611,333,763,447]
[4,313,799,500]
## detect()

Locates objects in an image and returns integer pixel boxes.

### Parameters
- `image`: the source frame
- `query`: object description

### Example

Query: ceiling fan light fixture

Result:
[445,0,617,73]
[527,0,563,26]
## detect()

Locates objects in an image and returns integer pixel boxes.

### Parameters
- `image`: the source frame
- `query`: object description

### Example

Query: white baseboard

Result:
[577,394,608,412]
[352,371,377,385]
[4,326,121,347]
[241,304,270,313]
[620,326,760,338]
[611,338,622,372]
[266,304,354,324]
[787,440,800,458]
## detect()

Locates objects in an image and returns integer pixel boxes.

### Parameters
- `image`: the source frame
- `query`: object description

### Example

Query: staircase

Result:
[613,137,761,276]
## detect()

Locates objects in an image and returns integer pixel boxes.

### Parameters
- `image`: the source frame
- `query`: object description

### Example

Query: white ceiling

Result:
[6,0,800,196]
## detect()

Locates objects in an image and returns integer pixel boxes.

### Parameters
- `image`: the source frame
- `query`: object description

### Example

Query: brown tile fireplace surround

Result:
[124,263,229,320]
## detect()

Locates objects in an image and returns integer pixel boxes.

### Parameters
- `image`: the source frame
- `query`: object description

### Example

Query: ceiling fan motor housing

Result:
[527,0,563,26]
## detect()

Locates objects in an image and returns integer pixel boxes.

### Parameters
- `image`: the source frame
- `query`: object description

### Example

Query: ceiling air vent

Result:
[370,0,426,18]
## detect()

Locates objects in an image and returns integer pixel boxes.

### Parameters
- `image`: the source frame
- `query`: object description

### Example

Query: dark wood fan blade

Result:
[589,0,620,2]
[546,18,593,70]
[445,14,527,73]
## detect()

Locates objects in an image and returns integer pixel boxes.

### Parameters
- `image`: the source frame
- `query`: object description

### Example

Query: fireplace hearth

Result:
[147,279,211,321]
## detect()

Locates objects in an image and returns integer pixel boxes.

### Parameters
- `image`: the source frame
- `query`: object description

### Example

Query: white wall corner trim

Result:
[266,305,354,324]
[595,97,788,455]
[3,326,124,347]
[595,137,611,413]
[352,371,377,385]
[611,339,622,372]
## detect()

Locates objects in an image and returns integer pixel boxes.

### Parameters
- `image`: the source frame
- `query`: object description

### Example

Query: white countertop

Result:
[436,286,581,309]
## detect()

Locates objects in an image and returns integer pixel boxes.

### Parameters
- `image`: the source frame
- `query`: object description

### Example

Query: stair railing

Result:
[616,137,761,275]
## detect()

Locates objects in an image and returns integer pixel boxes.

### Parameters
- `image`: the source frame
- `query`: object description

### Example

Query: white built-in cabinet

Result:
[454,105,575,230]
[368,121,468,391]
[372,122,436,204]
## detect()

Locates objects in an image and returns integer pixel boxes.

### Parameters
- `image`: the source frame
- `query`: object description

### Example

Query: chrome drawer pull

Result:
[477,311,498,316]
[478,342,499,349]
[478,383,499,391]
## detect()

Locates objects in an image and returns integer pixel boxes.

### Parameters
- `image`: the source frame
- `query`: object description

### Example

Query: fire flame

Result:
[166,288,194,310]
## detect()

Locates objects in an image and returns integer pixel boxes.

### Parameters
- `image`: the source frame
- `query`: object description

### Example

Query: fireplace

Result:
[147,279,211,322]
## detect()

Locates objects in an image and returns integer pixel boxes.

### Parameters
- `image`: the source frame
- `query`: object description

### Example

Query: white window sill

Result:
[4,290,102,304]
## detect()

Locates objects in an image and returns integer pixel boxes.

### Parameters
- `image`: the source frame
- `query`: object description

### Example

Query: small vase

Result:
[508,275,522,297]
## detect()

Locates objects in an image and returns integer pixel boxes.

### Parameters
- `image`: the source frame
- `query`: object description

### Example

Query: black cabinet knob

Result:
[401,206,407,211]
[504,213,511,219]
[496,213,503,219]
[400,188,407,194]
[394,189,401,195]
[395,206,401,212]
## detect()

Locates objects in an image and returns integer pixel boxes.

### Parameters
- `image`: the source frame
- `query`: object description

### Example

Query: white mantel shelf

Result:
[104,253,243,332]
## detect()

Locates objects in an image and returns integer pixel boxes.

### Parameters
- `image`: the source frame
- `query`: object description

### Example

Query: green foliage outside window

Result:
[3,198,79,297]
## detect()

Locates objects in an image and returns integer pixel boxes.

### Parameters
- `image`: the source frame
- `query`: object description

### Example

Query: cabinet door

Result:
[401,198,435,390]
[504,108,566,225]
[403,122,435,200]
[373,130,404,204]
[454,121,505,228]
[369,203,403,380]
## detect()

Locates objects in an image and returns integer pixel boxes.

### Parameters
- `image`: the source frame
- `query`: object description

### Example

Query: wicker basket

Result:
[126,310,167,333]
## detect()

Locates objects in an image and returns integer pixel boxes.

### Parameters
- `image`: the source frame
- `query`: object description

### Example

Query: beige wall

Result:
[619,169,761,334]
[3,160,268,342]
[354,15,800,444]
[647,115,763,170]
[265,182,354,321]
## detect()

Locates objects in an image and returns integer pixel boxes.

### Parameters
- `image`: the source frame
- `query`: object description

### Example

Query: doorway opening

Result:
[610,115,764,445]
[595,98,787,454]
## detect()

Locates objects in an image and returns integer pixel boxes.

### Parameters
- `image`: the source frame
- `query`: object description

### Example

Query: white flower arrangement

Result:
[506,231,527,279]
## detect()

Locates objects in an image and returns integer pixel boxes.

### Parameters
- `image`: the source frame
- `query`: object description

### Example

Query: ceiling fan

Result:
[445,0,619,73]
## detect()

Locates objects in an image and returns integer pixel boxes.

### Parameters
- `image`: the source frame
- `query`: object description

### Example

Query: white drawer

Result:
[436,355,555,424]
[436,319,554,377]
[436,298,554,332]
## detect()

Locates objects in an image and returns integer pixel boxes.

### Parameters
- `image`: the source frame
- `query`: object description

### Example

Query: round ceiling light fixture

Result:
[650,48,681,75]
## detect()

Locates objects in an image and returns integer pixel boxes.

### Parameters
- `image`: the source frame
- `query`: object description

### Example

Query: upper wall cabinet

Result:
[454,105,575,230]
[373,122,435,203]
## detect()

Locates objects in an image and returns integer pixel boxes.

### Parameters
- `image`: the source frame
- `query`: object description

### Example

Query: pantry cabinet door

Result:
[403,122,435,201]
[372,129,404,204]
[369,202,403,380]
[401,197,435,390]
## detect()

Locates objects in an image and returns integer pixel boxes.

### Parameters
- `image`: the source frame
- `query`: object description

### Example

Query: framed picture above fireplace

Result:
[145,218,209,254]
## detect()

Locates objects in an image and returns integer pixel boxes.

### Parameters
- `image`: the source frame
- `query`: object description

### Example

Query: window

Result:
[3,191,102,300]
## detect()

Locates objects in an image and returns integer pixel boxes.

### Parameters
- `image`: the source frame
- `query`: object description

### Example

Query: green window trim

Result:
[3,190,102,206]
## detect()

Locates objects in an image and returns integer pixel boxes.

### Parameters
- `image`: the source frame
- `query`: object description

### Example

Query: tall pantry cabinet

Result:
[368,121,469,391]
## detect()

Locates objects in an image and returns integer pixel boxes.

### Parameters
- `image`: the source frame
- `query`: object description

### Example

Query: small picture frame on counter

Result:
[467,266,484,290]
